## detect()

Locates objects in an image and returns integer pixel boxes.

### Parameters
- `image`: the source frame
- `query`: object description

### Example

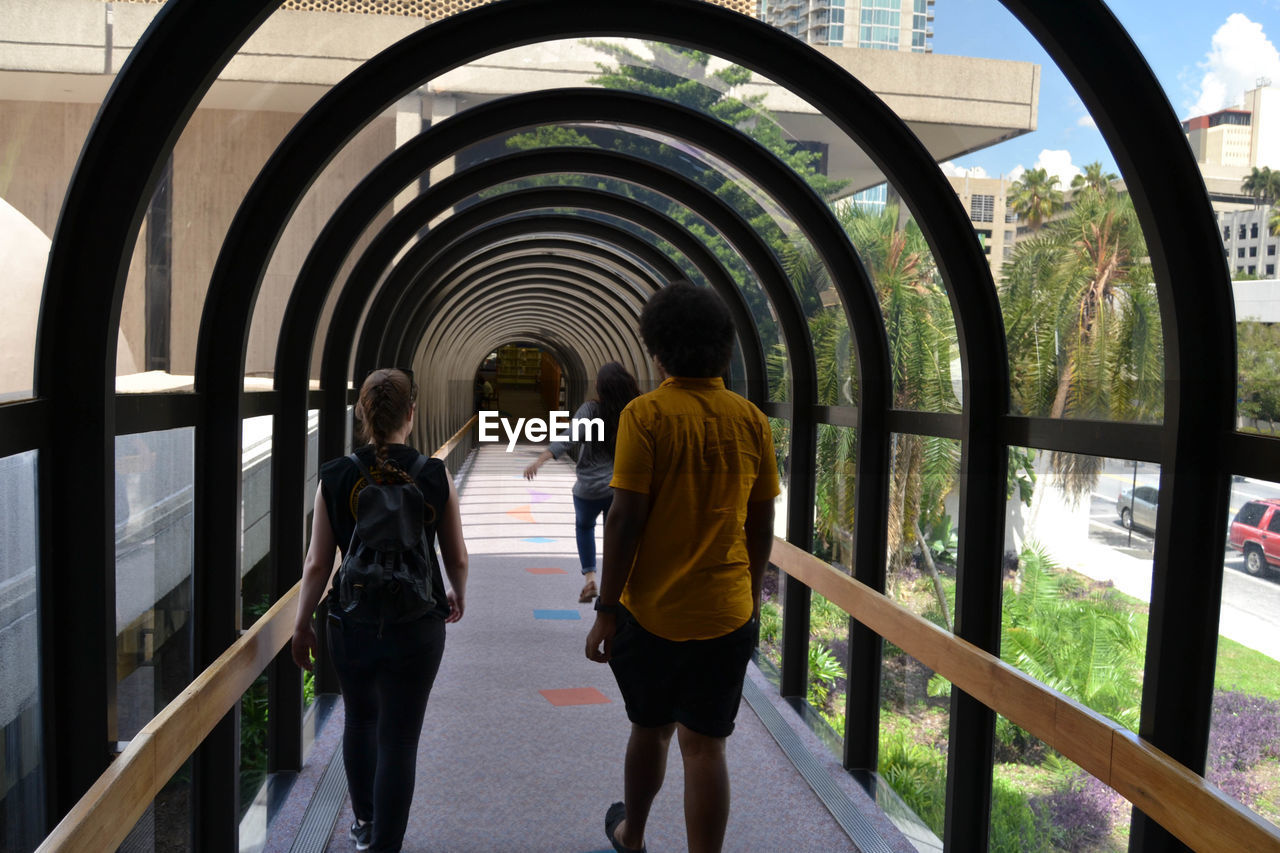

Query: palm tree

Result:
[1007,167,1065,232]
[1000,188,1162,500]
[1070,161,1118,196]
[1269,204,1280,237]
[1241,166,1280,206]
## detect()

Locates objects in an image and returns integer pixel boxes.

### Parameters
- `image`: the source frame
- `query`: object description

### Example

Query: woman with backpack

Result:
[524,361,641,603]
[291,367,468,853]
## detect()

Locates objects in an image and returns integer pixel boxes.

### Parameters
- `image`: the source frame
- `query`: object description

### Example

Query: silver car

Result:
[1117,485,1158,532]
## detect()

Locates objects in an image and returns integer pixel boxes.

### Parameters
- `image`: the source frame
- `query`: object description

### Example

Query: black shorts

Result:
[608,608,756,738]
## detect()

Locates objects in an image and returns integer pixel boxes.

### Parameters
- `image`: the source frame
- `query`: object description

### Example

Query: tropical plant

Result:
[807,642,845,707]
[1070,160,1118,196]
[1237,321,1280,431]
[1270,204,1280,238]
[1241,165,1280,207]
[1007,167,1065,232]
[1002,543,1145,730]
[999,187,1161,501]
[777,202,960,620]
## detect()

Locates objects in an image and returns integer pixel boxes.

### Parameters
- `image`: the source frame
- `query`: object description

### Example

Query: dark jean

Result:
[328,610,446,853]
[573,493,613,574]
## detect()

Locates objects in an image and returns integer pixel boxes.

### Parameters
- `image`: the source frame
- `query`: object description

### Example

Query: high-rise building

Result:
[760,0,933,52]
[1182,82,1280,212]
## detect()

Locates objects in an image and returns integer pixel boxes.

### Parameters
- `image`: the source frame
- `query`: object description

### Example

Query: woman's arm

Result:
[291,485,339,671]
[522,448,555,480]
[436,471,469,623]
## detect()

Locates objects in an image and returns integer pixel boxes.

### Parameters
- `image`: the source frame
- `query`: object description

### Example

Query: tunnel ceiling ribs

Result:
[35,0,1235,848]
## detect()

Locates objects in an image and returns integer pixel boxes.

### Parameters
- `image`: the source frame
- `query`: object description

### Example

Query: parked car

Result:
[1116,485,1158,533]
[1228,498,1280,577]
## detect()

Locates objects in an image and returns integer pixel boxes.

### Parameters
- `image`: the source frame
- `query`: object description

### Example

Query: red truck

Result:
[1228,498,1280,577]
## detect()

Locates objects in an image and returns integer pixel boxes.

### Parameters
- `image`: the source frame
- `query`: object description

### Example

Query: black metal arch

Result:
[420,286,630,389]
[36,1,1235,850]
[316,145,815,444]
[388,246,654,412]
[363,195,764,408]
[409,270,650,440]
[370,234,661,378]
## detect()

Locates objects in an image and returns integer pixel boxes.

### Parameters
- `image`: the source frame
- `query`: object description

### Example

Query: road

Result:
[1087,460,1280,662]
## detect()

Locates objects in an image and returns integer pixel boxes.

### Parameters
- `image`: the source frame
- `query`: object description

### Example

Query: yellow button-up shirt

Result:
[610,376,780,640]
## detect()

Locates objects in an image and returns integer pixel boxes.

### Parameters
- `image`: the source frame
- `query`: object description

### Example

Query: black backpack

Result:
[336,453,437,628]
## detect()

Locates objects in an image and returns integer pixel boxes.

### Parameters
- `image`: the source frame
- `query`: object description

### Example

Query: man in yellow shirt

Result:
[585,282,779,853]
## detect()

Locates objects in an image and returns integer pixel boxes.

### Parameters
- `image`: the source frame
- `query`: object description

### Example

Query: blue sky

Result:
[935,0,1280,183]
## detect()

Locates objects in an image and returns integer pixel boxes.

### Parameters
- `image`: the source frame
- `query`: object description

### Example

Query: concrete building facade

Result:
[945,174,1018,282]
[1219,206,1280,279]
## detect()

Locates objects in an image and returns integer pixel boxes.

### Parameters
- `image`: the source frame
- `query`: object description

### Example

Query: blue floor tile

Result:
[533,609,581,620]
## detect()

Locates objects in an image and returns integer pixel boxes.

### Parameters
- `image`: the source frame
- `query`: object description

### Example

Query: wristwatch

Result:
[594,599,619,614]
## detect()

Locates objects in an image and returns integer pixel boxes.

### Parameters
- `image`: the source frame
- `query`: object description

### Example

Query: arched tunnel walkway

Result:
[11,0,1279,850]
[259,443,900,852]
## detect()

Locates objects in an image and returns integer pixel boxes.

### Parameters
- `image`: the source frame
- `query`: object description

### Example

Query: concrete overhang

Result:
[0,5,1038,193]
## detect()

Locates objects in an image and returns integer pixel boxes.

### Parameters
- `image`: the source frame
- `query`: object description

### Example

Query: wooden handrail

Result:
[37,421,478,853]
[769,538,1280,853]
[431,414,477,461]
[37,584,300,852]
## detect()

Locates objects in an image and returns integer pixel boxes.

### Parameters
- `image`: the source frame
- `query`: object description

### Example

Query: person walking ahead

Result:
[585,282,779,853]
[291,368,468,853]
[524,361,641,602]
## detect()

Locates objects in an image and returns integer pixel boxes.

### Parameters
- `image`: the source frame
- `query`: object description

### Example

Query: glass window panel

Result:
[756,560,786,677]
[991,717,1132,850]
[813,424,857,567]
[240,414,275,816]
[115,428,194,847]
[769,417,791,537]
[886,434,960,623]
[108,6,414,390]
[1235,311,1280,436]
[1000,199,1164,422]
[1213,475,1280,831]
[1005,450,1153,734]
[0,451,43,851]
[117,759,194,853]
[879,654,949,843]
[840,204,958,413]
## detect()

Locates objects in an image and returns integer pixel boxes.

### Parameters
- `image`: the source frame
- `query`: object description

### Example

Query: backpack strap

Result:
[407,453,431,481]
[347,452,374,483]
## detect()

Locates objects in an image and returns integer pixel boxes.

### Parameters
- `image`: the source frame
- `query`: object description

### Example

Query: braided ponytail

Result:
[356,368,417,483]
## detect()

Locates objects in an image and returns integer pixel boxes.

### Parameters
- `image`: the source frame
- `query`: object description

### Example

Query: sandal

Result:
[605,801,646,853]
[579,580,598,603]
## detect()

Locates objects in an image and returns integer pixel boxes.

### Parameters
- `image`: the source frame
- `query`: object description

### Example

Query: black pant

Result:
[328,611,446,853]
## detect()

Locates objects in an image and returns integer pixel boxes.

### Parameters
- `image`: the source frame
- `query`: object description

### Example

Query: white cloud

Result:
[940,161,989,179]
[1038,149,1081,186]
[1188,14,1280,116]
[1006,151,1083,187]
[1077,114,1097,128]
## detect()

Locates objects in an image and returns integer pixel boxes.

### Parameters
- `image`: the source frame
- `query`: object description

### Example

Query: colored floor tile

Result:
[507,505,536,523]
[528,489,551,503]
[522,536,556,543]
[533,609,580,620]
[539,687,611,707]
[525,567,569,575]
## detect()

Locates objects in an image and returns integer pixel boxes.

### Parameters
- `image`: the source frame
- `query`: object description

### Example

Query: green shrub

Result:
[879,727,946,836]
[990,775,1052,853]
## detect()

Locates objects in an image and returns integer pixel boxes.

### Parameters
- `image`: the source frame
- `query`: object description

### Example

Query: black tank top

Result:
[319,444,451,620]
